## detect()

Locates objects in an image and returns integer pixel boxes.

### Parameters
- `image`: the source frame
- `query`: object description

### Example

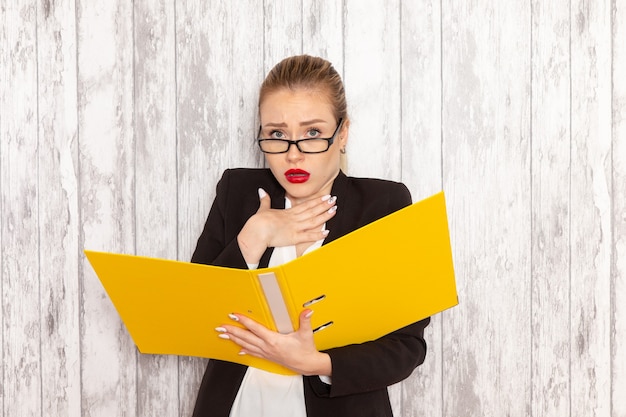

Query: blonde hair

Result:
[259,55,349,171]
[259,55,348,124]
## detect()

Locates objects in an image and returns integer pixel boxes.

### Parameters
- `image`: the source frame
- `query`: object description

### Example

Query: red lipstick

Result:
[285,169,310,183]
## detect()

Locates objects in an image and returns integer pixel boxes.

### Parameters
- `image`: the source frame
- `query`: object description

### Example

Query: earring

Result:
[340,147,346,154]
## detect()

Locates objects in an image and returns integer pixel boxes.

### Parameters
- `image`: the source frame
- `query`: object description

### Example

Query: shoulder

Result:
[344,175,411,200]
[212,168,279,213]
[339,173,412,209]
[215,168,281,196]
[218,168,274,186]
[329,172,412,232]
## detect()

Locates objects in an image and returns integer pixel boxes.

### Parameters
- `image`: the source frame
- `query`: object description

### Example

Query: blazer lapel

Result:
[324,170,351,245]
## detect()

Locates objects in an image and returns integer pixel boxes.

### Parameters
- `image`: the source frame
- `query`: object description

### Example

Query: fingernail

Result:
[228,313,239,322]
[327,196,337,204]
[218,334,230,340]
[305,310,314,319]
[328,205,337,214]
[238,351,247,356]
[215,327,227,333]
[258,188,267,199]
[321,194,331,201]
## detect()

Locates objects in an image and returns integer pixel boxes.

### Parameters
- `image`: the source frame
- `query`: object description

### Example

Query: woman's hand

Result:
[237,189,337,264]
[215,310,332,377]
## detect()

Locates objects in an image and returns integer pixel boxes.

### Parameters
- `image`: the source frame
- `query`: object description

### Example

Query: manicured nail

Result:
[328,205,337,214]
[215,327,227,333]
[218,334,230,340]
[238,351,247,356]
[258,188,267,199]
[228,313,239,322]
[327,196,337,204]
[321,194,331,201]
[305,310,314,319]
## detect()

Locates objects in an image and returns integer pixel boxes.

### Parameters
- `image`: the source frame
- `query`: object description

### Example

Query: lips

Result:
[285,169,310,183]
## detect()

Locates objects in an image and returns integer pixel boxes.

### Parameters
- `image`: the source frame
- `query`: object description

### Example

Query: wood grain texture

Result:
[226,1,265,170]
[1,2,41,416]
[612,2,626,416]
[570,0,613,416]
[134,0,179,415]
[399,1,444,416]
[2,1,626,416]
[530,0,571,416]
[442,1,532,416]
[302,0,344,71]
[263,1,303,74]
[77,1,137,415]
[343,0,402,181]
[36,0,82,416]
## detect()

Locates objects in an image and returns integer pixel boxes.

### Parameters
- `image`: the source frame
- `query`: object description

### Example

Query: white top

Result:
[229,199,327,417]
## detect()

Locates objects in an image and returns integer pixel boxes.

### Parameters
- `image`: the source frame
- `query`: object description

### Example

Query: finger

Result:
[289,194,337,216]
[299,205,337,235]
[229,312,275,340]
[298,309,314,334]
[296,229,331,245]
[257,188,271,212]
[221,328,264,356]
[219,323,265,352]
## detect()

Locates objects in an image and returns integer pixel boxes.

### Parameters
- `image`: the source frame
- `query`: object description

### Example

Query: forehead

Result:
[259,88,334,123]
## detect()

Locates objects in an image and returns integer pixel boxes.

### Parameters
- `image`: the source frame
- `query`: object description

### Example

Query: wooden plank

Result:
[612,2,626,416]
[302,1,344,68]
[569,0,613,416]
[0,2,42,416]
[399,1,443,416]
[133,0,179,415]
[263,1,303,74]
[343,0,402,181]
[441,1,532,415]
[36,0,82,416]
[529,1,571,416]
[226,1,264,170]
[77,1,137,415]
[176,0,233,265]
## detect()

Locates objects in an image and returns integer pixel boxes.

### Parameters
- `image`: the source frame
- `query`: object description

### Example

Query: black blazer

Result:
[191,169,430,417]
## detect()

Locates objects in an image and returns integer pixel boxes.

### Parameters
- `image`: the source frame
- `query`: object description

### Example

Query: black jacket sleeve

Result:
[190,169,252,269]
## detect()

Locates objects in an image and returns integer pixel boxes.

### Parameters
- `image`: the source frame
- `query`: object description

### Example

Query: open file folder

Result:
[85,191,458,375]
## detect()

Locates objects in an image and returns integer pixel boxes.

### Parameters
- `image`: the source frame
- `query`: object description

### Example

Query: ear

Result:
[338,119,350,148]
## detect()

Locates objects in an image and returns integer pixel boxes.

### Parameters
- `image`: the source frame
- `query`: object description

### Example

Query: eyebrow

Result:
[263,119,329,128]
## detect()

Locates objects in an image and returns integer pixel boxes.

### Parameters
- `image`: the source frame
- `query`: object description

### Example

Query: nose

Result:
[285,141,304,161]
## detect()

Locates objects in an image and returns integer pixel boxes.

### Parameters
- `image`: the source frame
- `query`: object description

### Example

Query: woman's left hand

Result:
[216,310,332,377]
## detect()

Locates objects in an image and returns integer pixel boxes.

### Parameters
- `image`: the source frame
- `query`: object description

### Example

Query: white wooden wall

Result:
[1,1,624,416]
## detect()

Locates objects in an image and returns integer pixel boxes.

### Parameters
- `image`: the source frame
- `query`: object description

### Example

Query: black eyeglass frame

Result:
[257,118,344,154]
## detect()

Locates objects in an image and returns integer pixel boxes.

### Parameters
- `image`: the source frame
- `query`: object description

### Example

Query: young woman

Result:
[191,55,430,417]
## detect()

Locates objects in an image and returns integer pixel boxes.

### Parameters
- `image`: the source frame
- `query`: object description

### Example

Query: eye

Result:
[270,130,285,139]
[305,128,322,138]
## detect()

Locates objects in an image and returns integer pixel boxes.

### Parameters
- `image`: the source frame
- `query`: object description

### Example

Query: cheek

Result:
[316,154,341,175]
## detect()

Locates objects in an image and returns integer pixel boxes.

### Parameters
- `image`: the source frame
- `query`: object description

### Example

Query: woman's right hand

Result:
[236,188,337,264]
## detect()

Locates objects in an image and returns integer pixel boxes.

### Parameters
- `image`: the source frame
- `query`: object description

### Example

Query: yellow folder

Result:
[85,191,458,375]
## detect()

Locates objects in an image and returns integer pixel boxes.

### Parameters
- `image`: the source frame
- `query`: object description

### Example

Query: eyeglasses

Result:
[257,119,344,154]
